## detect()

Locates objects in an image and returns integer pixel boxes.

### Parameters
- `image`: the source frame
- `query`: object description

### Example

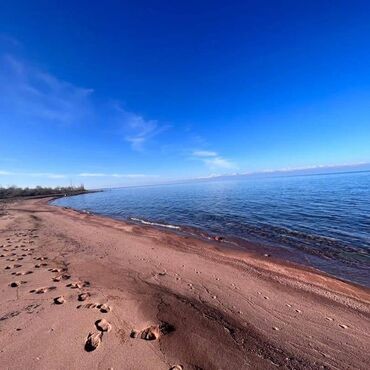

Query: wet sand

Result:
[0,197,369,369]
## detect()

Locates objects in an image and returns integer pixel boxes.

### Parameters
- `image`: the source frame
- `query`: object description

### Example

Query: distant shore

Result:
[0,197,369,369]
[0,189,100,202]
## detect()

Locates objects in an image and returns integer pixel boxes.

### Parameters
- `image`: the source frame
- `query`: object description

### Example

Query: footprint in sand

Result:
[12,271,33,276]
[78,293,90,301]
[98,304,111,313]
[95,318,112,332]
[48,268,63,273]
[130,322,175,341]
[10,281,24,287]
[5,264,22,270]
[85,319,112,352]
[30,286,57,294]
[67,282,82,289]
[52,274,71,282]
[53,296,66,305]
[84,332,102,352]
[77,303,112,313]
[67,281,90,289]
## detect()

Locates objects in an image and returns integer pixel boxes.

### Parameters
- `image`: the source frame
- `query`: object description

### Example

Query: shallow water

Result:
[53,171,370,287]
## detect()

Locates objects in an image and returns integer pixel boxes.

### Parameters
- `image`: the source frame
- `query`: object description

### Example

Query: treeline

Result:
[0,185,87,199]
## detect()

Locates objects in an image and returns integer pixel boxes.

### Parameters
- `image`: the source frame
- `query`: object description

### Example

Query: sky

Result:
[1,0,370,188]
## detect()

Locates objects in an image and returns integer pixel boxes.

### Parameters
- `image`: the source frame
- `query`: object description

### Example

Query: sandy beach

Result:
[0,197,369,370]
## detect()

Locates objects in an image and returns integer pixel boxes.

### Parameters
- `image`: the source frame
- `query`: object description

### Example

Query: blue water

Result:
[52,172,370,287]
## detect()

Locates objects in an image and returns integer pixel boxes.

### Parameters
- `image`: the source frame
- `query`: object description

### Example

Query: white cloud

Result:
[0,54,93,126]
[78,173,106,177]
[33,173,67,179]
[78,173,157,178]
[191,149,237,170]
[203,157,236,169]
[0,51,168,153]
[114,104,169,151]
[0,171,157,179]
[192,150,218,157]
[0,171,66,179]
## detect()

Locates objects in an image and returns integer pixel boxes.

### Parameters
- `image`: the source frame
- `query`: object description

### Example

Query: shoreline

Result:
[51,195,370,290]
[51,200,370,302]
[1,197,369,369]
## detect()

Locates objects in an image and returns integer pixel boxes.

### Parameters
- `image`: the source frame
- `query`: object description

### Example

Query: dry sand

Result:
[0,197,369,369]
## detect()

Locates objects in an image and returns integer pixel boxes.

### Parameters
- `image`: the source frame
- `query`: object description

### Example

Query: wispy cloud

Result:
[0,171,66,179]
[203,156,236,169]
[0,54,93,125]
[0,34,21,47]
[114,104,169,151]
[192,150,218,157]
[0,51,168,152]
[78,173,157,178]
[0,170,157,179]
[192,150,237,170]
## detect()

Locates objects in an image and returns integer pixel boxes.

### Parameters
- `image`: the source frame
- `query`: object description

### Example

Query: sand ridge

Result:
[0,198,369,369]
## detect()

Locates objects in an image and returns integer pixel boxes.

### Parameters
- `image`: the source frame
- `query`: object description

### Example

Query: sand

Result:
[0,197,369,370]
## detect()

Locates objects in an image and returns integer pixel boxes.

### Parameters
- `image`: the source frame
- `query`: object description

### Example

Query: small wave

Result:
[130,217,181,230]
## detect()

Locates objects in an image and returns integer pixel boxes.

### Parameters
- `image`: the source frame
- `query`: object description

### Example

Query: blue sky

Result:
[1,1,370,188]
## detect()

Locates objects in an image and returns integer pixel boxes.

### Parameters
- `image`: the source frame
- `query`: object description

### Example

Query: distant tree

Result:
[0,185,87,199]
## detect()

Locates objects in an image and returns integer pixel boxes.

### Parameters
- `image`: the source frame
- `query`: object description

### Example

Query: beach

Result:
[0,197,369,370]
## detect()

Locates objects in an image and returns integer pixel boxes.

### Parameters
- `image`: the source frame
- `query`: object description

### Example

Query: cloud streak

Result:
[0,54,93,126]
[0,171,66,179]
[78,173,157,178]
[192,150,237,170]
[114,104,169,151]
[192,150,218,157]
[0,171,157,179]
[0,52,167,151]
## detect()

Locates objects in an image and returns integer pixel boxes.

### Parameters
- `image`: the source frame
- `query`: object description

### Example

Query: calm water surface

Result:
[53,172,370,287]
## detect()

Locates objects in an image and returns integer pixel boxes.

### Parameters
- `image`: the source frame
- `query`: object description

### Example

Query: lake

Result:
[52,171,370,287]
